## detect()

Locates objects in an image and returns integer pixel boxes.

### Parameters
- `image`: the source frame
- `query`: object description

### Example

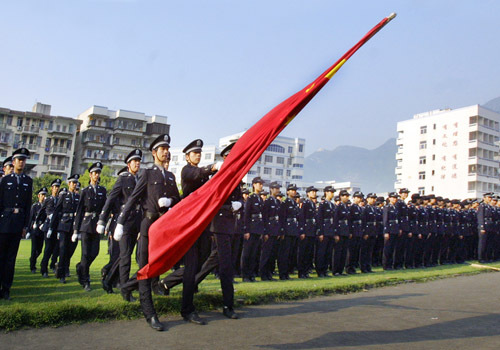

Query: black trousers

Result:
[403,234,415,268]
[297,236,315,276]
[394,232,407,268]
[79,231,100,284]
[431,234,441,265]
[56,231,72,278]
[0,233,21,292]
[240,234,261,279]
[440,234,451,264]
[422,234,434,266]
[346,236,361,271]
[333,235,349,274]
[359,235,375,272]
[315,236,334,275]
[232,234,242,276]
[29,233,44,271]
[40,233,59,274]
[383,234,398,269]
[214,233,234,308]
[478,231,488,262]
[105,231,139,287]
[259,235,278,278]
[277,235,294,278]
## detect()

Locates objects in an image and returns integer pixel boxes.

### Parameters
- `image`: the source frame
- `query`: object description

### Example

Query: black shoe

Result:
[183,312,206,325]
[42,272,49,278]
[250,276,256,282]
[242,277,253,282]
[60,278,66,284]
[102,279,114,294]
[31,269,37,274]
[3,290,11,301]
[298,274,309,279]
[279,276,288,280]
[121,290,136,302]
[223,306,239,319]
[76,263,84,286]
[66,272,71,277]
[152,284,166,296]
[147,316,165,331]
[84,283,91,292]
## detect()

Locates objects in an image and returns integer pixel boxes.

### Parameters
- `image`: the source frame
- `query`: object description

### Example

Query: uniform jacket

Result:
[407,203,419,234]
[362,204,378,236]
[383,204,400,235]
[300,199,317,237]
[262,195,281,236]
[181,163,215,198]
[210,186,242,234]
[477,203,494,232]
[279,197,300,236]
[36,195,58,234]
[50,191,80,234]
[349,204,363,237]
[334,202,350,237]
[74,184,107,234]
[395,200,410,232]
[0,173,32,234]
[27,201,44,237]
[244,193,265,235]
[317,200,335,236]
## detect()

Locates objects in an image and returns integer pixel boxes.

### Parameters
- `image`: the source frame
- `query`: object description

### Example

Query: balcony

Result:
[22,125,40,134]
[48,164,67,172]
[113,127,143,137]
[50,146,68,155]
[47,128,73,137]
[0,123,11,131]
[82,139,112,149]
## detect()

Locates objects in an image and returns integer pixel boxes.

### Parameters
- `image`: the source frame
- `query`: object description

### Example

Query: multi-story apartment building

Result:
[73,106,170,175]
[395,104,500,199]
[0,103,81,179]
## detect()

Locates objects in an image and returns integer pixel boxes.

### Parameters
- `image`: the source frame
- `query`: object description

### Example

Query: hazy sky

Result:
[2,0,499,155]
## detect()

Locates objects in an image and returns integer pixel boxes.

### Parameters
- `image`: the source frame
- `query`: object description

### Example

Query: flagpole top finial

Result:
[387,12,397,20]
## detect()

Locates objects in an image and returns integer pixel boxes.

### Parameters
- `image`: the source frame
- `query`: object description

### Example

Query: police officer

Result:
[0,148,33,300]
[277,184,299,280]
[118,134,180,331]
[395,189,410,269]
[315,186,335,277]
[259,181,281,281]
[346,191,364,274]
[38,178,62,277]
[477,193,494,263]
[360,193,378,273]
[98,149,143,293]
[242,177,265,282]
[27,187,47,274]
[49,174,80,283]
[298,186,318,278]
[333,190,351,275]
[2,156,13,176]
[383,192,401,270]
[74,162,107,291]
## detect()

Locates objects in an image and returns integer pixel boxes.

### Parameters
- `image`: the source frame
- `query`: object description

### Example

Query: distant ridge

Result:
[304,138,397,193]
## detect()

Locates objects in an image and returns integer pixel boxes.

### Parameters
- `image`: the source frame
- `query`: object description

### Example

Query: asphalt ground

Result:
[2,272,499,350]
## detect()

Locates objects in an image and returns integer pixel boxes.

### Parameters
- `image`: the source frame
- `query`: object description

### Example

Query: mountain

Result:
[304,138,397,193]
[483,96,500,113]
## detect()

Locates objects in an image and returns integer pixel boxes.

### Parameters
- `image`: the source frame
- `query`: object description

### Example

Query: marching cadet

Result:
[277,184,300,280]
[0,148,33,300]
[74,162,107,291]
[234,187,249,277]
[382,192,401,270]
[315,186,335,277]
[297,186,318,278]
[38,178,62,277]
[394,189,410,269]
[476,192,494,263]
[97,149,143,294]
[49,174,80,283]
[333,190,351,275]
[118,134,180,331]
[360,193,378,273]
[259,181,281,281]
[242,177,265,282]
[2,156,13,176]
[346,191,364,274]
[27,187,47,274]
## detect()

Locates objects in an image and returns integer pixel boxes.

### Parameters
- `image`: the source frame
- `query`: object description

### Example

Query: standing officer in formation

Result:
[0,148,32,300]
[38,178,61,277]
[50,174,80,283]
[74,162,107,291]
[27,187,47,274]
[315,186,335,277]
[118,134,180,331]
[346,191,364,274]
[298,186,318,278]
[477,192,494,263]
[259,181,281,281]
[277,184,300,280]
[98,149,143,294]
[360,193,378,273]
[383,192,400,270]
[2,156,13,176]
[333,190,351,275]
[395,188,410,269]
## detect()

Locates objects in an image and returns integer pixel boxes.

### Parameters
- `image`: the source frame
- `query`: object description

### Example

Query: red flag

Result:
[138,13,396,279]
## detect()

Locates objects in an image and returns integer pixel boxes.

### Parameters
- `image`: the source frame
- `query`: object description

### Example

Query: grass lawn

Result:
[1,239,499,331]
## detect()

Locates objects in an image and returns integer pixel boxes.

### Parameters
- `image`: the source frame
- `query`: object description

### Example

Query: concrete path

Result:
[2,272,500,350]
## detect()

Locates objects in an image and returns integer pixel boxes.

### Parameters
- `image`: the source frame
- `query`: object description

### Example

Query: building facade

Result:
[0,103,81,180]
[395,104,500,199]
[73,106,170,175]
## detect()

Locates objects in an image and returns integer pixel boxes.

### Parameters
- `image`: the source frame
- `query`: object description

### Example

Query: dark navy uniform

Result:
[0,160,32,300]
[259,193,281,280]
[242,192,265,280]
[27,192,46,273]
[37,193,60,276]
[394,195,409,268]
[298,193,317,278]
[382,195,400,270]
[333,198,351,275]
[346,196,363,274]
[277,188,300,280]
[315,193,335,276]
[74,177,107,288]
[360,199,377,272]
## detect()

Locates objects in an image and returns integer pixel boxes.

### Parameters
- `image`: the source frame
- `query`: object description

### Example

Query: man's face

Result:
[51,185,60,196]
[186,151,201,166]
[367,197,376,205]
[287,189,297,198]
[400,192,408,200]
[153,146,170,164]
[3,164,13,175]
[13,158,26,173]
[242,193,249,201]
[68,181,77,192]
[128,159,141,174]
[38,193,46,202]
[341,194,349,203]
[253,182,263,193]
[484,196,492,204]
[90,171,100,183]
[353,196,361,204]
[389,197,397,205]
[270,187,280,196]
[325,191,334,201]
[307,190,317,200]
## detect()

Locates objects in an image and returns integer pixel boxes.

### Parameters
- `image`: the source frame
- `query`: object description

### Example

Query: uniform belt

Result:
[286,218,297,223]
[306,219,315,224]
[366,221,377,226]
[62,213,74,218]
[145,211,160,220]
[353,220,362,224]
[340,220,348,225]
[3,207,23,214]
[269,216,279,221]
[84,212,96,218]
[388,219,399,224]
[324,218,334,224]
[251,213,262,219]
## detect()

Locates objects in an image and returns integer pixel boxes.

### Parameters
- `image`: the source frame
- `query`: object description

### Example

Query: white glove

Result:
[26,232,31,239]
[57,232,60,240]
[32,223,37,230]
[213,161,224,171]
[48,214,53,220]
[231,201,242,211]
[47,229,53,238]
[71,233,78,242]
[158,197,172,208]
[96,224,105,234]
[114,224,124,241]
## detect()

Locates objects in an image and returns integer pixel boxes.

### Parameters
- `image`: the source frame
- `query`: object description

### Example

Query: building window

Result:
[432,139,436,145]
[292,175,303,180]
[418,187,425,195]
[33,154,39,161]
[43,155,48,165]
[292,163,303,168]
[276,157,284,164]
[263,167,272,175]
[6,116,13,125]
[205,153,211,160]
[288,146,293,153]
[419,156,426,165]
[298,144,304,153]
[433,124,436,130]
[420,126,427,134]
[266,144,285,153]
[419,171,426,180]
[419,141,427,150]
[431,170,435,176]
[264,155,273,163]
[172,155,178,162]
[286,170,291,177]
[276,169,283,176]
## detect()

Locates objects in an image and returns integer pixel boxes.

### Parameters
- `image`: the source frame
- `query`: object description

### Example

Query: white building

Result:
[73,106,170,175]
[395,104,500,199]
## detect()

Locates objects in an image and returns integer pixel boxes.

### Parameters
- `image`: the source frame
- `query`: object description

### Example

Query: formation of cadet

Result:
[4,141,500,332]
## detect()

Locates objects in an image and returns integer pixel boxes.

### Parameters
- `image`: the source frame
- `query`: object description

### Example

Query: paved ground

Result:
[2,272,500,350]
